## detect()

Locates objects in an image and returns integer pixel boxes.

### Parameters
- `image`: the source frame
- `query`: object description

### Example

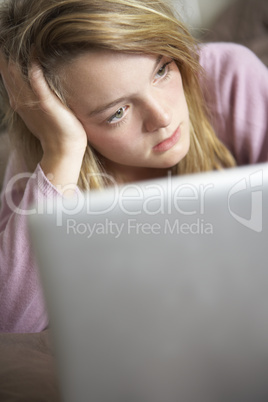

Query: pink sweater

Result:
[0,43,267,333]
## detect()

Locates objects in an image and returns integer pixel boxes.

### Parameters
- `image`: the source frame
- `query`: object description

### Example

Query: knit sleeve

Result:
[0,154,79,333]
[198,42,268,165]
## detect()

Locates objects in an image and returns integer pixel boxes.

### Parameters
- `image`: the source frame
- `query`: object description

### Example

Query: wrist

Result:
[40,150,85,195]
[41,137,87,160]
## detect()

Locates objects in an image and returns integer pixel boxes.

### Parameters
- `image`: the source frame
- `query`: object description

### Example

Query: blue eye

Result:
[108,106,128,124]
[155,60,173,80]
[157,65,167,77]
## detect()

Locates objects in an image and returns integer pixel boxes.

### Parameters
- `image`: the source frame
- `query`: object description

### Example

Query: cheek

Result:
[171,73,188,110]
[84,125,134,155]
[85,128,110,150]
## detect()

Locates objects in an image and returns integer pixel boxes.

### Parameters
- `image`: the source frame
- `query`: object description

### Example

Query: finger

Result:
[29,62,66,112]
[5,62,32,110]
[0,59,20,110]
[0,51,25,89]
[0,51,12,87]
[0,50,11,74]
[28,62,52,100]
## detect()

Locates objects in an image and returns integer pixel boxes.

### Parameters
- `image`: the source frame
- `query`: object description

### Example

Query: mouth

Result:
[153,125,181,152]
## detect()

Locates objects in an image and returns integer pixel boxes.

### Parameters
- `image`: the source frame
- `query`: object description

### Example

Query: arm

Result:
[0,55,87,332]
[0,56,87,191]
[0,157,62,332]
[199,42,268,165]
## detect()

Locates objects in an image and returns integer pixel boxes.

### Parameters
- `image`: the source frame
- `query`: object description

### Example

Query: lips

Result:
[153,125,181,152]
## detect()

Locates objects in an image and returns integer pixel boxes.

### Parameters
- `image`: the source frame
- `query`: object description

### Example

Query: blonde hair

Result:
[0,0,235,190]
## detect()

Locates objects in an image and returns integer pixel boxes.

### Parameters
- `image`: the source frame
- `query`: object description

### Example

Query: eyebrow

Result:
[88,55,163,117]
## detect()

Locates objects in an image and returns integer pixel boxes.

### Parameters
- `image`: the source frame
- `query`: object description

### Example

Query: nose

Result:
[142,94,172,132]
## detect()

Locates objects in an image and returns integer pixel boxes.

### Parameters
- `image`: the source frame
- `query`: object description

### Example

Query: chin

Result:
[160,151,189,169]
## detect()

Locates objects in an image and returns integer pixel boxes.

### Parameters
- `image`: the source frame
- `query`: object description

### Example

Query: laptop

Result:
[29,163,268,402]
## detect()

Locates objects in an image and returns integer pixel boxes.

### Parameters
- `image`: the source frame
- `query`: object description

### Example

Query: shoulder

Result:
[198,42,268,117]
[198,42,268,165]
[1,151,29,192]
[198,42,268,112]
[198,42,268,93]
[198,42,264,72]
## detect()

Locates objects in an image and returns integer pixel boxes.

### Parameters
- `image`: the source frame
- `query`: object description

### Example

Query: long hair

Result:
[0,0,235,190]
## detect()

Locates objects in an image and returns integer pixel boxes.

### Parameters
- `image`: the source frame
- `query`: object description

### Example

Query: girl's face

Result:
[62,50,190,182]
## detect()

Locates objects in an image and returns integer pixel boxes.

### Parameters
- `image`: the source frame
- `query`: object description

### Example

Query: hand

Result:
[0,53,87,157]
[0,53,88,190]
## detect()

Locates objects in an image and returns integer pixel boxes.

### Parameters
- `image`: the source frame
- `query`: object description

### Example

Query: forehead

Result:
[61,50,158,110]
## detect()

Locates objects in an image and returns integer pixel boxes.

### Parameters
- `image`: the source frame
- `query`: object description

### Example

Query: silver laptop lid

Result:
[30,163,268,402]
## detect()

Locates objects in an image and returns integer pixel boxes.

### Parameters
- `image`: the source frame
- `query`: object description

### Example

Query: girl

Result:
[0,0,267,332]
